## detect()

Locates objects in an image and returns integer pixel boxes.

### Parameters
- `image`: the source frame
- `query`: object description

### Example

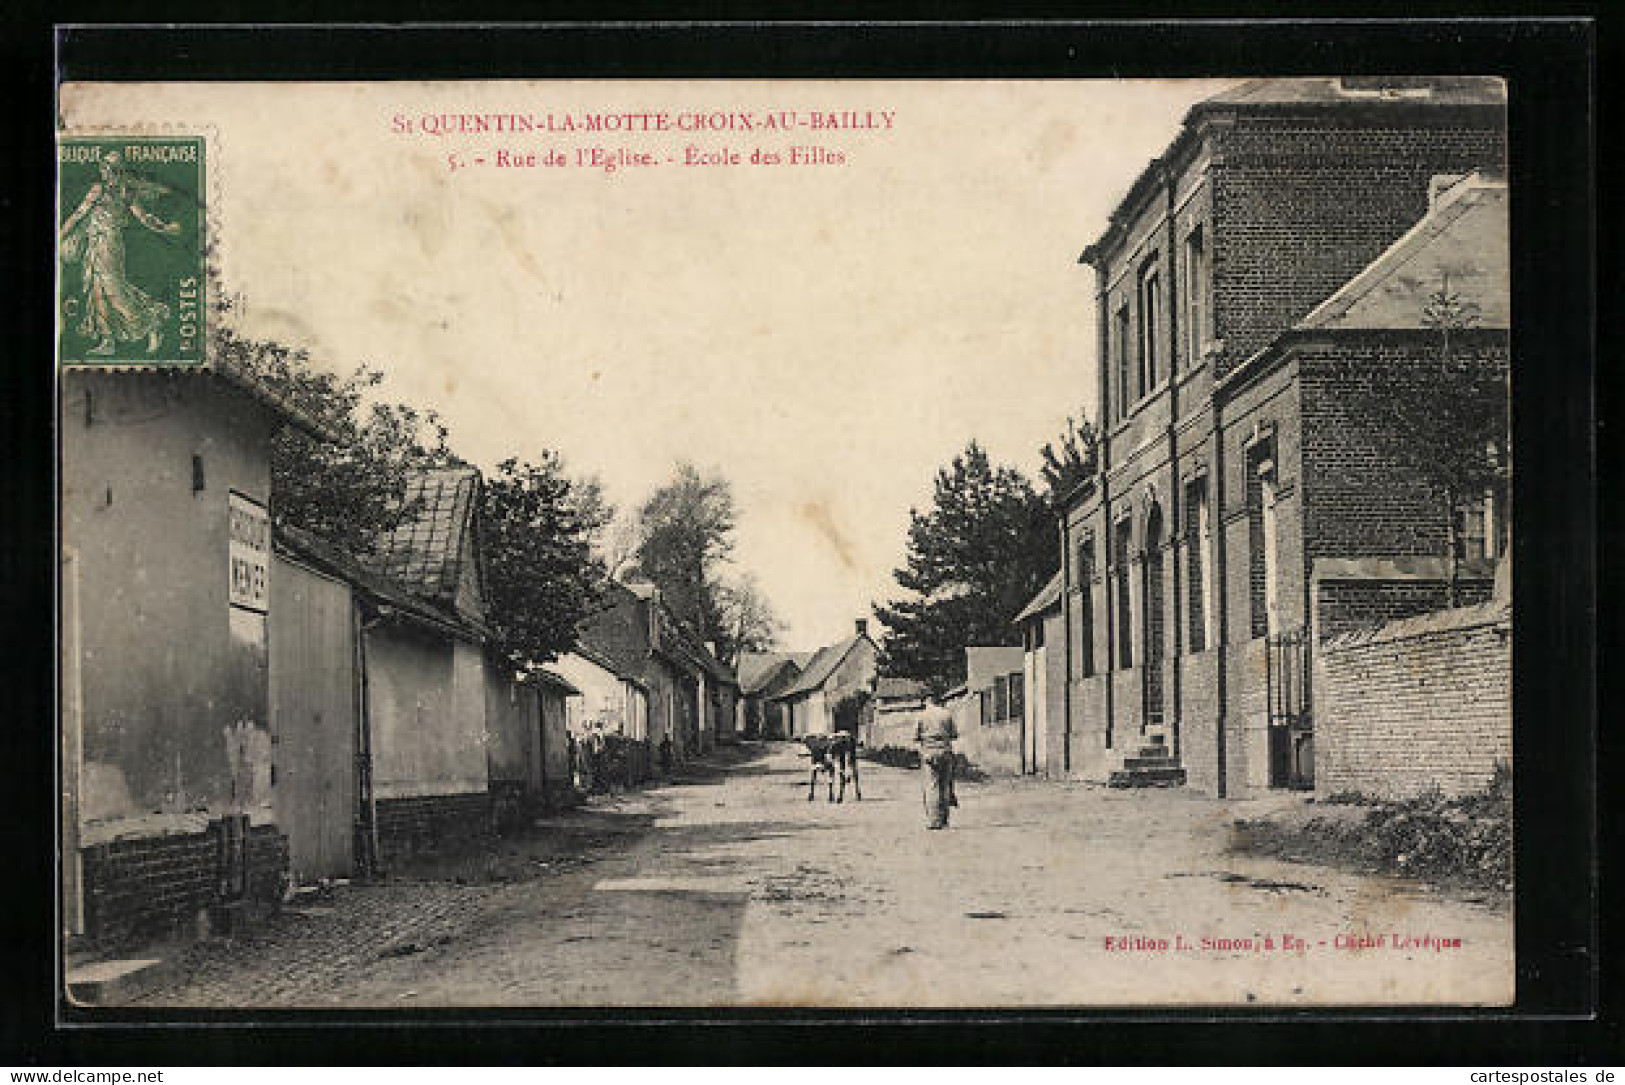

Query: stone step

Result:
[65,956,169,1006]
[1123,754,1177,770]
[1107,765,1188,789]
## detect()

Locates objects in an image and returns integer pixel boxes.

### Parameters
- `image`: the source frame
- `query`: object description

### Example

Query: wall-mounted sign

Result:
[228,491,270,613]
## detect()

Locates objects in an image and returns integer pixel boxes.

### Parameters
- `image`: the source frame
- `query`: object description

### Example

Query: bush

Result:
[1232,773,1513,892]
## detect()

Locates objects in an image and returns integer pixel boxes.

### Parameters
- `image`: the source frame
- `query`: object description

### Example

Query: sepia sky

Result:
[61,79,1238,652]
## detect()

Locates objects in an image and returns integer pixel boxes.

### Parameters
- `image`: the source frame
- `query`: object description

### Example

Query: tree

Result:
[1039,412,1100,503]
[874,441,1056,694]
[479,456,609,667]
[715,572,782,664]
[217,325,458,555]
[1347,275,1509,605]
[629,461,738,645]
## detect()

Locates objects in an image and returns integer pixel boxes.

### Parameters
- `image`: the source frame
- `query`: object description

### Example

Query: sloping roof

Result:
[875,676,928,701]
[775,635,865,700]
[530,668,581,696]
[275,521,483,641]
[64,354,345,442]
[369,467,483,610]
[1200,77,1505,110]
[737,652,801,695]
[1014,571,1064,624]
[1297,174,1508,332]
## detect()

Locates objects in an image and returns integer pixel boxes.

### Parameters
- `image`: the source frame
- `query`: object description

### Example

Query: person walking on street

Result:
[916,703,959,830]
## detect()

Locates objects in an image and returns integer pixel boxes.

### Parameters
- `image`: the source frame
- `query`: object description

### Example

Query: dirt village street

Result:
[130,743,1512,1009]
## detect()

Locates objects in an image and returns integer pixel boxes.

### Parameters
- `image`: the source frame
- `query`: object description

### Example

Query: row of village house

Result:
[58,342,899,943]
[59,76,1514,948]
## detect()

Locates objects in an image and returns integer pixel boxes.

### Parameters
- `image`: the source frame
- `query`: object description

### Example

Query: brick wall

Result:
[1315,599,1511,800]
[81,821,289,944]
[1210,118,1505,373]
[1315,576,1493,642]
[375,791,492,862]
[1298,336,1510,561]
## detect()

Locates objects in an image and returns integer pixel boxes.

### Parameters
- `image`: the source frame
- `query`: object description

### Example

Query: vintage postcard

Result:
[58,76,1514,1009]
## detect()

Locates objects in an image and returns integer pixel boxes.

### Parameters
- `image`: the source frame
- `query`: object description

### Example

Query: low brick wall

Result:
[1315,599,1511,800]
[82,821,289,944]
[375,791,492,862]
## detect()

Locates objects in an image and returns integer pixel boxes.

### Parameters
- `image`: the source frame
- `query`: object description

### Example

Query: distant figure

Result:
[915,704,959,830]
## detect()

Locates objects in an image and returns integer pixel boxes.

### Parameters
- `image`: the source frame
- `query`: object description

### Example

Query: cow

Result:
[802,732,861,803]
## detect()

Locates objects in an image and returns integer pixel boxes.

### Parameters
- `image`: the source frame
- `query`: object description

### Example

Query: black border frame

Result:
[4,14,1607,1066]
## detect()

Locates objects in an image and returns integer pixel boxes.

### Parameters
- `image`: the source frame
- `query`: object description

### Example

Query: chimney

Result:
[855,618,868,638]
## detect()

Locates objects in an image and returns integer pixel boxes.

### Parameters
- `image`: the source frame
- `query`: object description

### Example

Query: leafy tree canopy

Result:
[1039,412,1100,505]
[480,456,610,667]
[874,440,1055,694]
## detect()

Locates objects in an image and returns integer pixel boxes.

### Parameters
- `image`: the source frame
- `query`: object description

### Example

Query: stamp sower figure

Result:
[60,150,182,357]
[915,703,959,830]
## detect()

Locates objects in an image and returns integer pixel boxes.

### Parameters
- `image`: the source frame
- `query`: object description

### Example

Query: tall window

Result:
[1009,671,1025,721]
[1183,224,1208,366]
[1079,536,1097,678]
[1139,264,1162,395]
[1114,303,1132,420]
[993,674,1009,721]
[1114,518,1134,669]
[1185,476,1211,652]
[1454,490,1503,561]
[1246,436,1279,639]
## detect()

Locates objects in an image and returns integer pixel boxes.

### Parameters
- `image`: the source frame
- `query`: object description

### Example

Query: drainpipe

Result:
[1165,172,1185,762]
[1212,395,1230,799]
[1094,257,1116,758]
[1060,514,1073,776]
[354,604,385,878]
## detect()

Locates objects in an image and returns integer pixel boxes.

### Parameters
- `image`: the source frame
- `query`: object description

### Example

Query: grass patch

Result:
[1232,764,1512,893]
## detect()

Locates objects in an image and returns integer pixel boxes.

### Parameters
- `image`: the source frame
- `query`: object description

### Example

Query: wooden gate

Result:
[270,555,358,883]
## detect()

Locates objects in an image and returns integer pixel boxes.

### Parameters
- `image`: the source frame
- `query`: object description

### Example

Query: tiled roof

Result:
[1014,571,1063,623]
[1297,174,1507,332]
[776,635,866,699]
[369,467,482,608]
[275,521,484,641]
[737,652,801,695]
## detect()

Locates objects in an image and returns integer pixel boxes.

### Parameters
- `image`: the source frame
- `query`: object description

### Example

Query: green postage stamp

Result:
[58,135,206,366]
